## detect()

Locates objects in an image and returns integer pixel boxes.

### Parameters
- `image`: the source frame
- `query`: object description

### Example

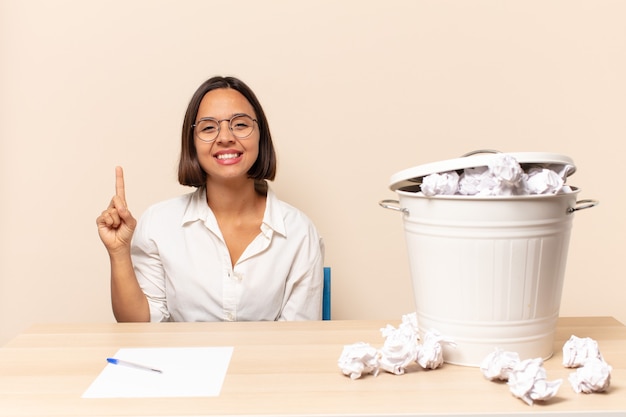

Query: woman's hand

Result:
[96,166,137,255]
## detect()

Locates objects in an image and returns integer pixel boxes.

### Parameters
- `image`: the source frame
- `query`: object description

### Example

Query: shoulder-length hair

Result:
[178,76,277,187]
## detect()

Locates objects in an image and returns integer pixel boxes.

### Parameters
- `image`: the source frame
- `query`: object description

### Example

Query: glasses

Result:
[192,113,257,143]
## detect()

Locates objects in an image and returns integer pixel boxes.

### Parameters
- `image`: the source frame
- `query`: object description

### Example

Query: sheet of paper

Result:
[82,346,233,398]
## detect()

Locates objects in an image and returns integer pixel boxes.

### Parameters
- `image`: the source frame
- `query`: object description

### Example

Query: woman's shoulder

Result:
[268,190,319,232]
[134,188,204,239]
[268,190,324,259]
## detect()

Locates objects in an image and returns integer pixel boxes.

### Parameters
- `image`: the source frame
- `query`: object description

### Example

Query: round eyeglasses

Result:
[192,114,257,143]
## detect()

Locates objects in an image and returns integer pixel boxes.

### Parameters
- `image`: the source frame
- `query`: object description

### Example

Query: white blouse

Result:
[131,187,324,322]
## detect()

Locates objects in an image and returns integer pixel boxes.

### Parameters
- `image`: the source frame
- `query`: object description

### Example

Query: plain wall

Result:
[1,0,625,345]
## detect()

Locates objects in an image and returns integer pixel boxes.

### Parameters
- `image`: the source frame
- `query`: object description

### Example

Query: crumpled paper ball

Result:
[524,168,564,194]
[416,330,455,370]
[569,356,612,394]
[378,313,421,375]
[507,358,562,405]
[480,348,521,381]
[379,324,419,375]
[421,170,459,196]
[337,342,380,380]
[458,166,497,195]
[488,153,526,195]
[562,335,603,368]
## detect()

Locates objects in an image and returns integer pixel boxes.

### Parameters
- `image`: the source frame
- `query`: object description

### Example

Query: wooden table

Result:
[0,317,624,416]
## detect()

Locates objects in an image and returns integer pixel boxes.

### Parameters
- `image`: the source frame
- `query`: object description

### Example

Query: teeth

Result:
[216,153,240,160]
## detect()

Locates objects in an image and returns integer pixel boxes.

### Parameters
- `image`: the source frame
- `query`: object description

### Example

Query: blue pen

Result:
[106,357,163,373]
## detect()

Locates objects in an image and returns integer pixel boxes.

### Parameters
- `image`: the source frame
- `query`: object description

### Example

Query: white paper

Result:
[488,153,526,195]
[338,313,456,379]
[507,358,562,405]
[562,335,603,368]
[459,166,496,195]
[421,171,459,196]
[416,330,455,370]
[480,348,520,381]
[82,347,233,398]
[423,153,572,197]
[337,342,380,379]
[525,168,564,194]
[379,323,419,375]
[568,356,612,394]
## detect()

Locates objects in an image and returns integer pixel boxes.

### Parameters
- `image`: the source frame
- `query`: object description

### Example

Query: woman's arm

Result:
[109,249,150,322]
[96,167,150,322]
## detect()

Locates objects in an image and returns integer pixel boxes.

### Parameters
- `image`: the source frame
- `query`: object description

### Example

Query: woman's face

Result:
[194,88,260,185]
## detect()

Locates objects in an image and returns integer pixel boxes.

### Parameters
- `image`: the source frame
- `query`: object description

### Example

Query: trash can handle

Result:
[568,199,599,213]
[461,149,501,157]
[378,199,408,215]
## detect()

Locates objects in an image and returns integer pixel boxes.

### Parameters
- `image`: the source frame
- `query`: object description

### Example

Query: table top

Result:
[0,317,624,417]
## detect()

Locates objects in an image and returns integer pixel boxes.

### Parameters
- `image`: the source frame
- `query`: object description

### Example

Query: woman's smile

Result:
[214,150,243,164]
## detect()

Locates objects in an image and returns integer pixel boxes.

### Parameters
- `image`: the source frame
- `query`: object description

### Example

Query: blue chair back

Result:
[323,267,331,320]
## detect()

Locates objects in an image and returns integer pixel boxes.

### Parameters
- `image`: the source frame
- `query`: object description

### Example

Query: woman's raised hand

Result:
[96,166,137,254]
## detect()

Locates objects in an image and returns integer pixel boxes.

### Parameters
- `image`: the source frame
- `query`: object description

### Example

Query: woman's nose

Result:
[215,120,235,143]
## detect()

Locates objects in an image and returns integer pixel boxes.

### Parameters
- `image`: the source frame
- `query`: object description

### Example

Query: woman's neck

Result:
[205,178,264,217]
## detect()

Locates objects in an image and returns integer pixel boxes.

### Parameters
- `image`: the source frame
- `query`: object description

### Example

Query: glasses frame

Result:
[192,113,258,143]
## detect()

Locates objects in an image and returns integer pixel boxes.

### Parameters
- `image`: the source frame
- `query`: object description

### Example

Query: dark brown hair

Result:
[178,76,277,187]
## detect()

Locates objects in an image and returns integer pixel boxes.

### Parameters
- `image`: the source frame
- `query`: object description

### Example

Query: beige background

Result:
[1,0,624,345]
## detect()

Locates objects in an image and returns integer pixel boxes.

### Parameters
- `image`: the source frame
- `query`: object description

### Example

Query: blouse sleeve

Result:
[279,228,325,321]
[131,207,171,322]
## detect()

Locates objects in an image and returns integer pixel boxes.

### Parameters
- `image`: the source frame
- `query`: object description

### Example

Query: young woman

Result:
[96,76,324,322]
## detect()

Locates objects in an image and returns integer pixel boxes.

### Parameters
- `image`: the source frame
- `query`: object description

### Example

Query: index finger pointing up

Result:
[115,166,127,203]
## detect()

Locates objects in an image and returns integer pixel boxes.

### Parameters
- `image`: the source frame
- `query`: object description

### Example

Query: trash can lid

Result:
[389,151,576,191]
